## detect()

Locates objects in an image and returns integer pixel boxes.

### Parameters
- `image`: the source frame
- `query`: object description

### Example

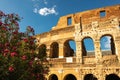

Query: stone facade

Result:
[35,4,120,80]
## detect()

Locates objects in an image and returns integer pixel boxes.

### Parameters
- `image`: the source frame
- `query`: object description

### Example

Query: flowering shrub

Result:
[0,11,49,80]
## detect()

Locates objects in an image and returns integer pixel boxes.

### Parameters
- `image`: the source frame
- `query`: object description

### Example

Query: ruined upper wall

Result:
[52,4,120,30]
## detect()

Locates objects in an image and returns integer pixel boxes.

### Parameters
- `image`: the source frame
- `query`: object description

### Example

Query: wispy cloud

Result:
[32,0,47,5]
[43,0,48,5]
[33,8,38,13]
[104,36,111,49]
[38,6,58,16]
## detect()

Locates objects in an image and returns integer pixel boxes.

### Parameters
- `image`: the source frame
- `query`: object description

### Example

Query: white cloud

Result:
[43,0,48,4]
[33,8,38,13]
[38,6,58,16]
[31,0,58,16]
[104,36,111,49]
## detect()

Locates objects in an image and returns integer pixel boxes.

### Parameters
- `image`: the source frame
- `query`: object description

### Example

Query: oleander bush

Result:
[0,11,49,80]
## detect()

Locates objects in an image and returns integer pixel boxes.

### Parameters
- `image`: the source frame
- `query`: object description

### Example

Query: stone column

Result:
[74,23,83,64]
[76,41,83,64]
[96,65,104,80]
[59,43,64,58]
[46,44,51,58]
[114,36,120,62]
[94,40,102,64]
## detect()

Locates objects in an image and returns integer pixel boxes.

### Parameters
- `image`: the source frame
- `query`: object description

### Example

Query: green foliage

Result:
[0,11,49,80]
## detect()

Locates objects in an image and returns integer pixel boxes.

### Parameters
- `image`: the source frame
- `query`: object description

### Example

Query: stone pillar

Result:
[74,23,83,64]
[59,43,64,58]
[94,40,102,64]
[46,45,51,58]
[96,65,104,80]
[114,36,120,62]
[76,41,83,64]
[58,69,64,80]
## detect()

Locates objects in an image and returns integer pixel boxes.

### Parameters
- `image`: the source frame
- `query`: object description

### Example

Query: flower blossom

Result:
[9,66,14,72]
[23,38,28,42]
[10,52,17,57]
[4,49,9,53]
[21,55,27,60]
[0,21,2,26]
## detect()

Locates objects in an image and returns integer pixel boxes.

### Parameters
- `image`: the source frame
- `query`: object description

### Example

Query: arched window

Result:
[50,42,59,58]
[38,44,47,58]
[49,74,58,80]
[106,74,120,80]
[82,37,95,56]
[64,40,76,57]
[100,35,115,55]
[64,74,77,80]
[84,74,98,80]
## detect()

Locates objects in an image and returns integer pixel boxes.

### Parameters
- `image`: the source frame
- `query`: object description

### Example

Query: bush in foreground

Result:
[0,11,49,80]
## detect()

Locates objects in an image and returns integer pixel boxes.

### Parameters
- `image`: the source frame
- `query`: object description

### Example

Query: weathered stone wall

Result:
[35,4,120,80]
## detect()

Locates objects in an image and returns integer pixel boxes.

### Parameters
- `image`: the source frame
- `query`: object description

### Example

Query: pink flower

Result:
[12,47,17,51]
[3,53,7,56]
[17,42,21,46]
[4,49,9,53]
[21,55,27,60]
[23,38,28,42]
[30,41,34,45]
[9,66,14,72]
[10,52,17,57]
[13,31,18,34]
[5,43,10,47]
[29,60,33,66]
[0,21,2,26]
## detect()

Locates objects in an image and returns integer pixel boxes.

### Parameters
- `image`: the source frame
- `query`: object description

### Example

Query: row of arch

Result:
[39,39,75,58]
[39,34,116,58]
[48,73,120,80]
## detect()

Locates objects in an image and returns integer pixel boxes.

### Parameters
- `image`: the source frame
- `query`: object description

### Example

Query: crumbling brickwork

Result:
[35,4,120,80]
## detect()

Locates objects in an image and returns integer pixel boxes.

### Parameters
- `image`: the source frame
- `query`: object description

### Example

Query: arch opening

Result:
[64,74,77,80]
[38,44,47,58]
[64,40,76,57]
[100,35,115,55]
[105,74,120,80]
[49,74,58,80]
[84,74,98,80]
[82,37,95,56]
[50,42,59,58]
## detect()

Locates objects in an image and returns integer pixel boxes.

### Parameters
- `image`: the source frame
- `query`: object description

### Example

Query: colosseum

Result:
[35,4,120,80]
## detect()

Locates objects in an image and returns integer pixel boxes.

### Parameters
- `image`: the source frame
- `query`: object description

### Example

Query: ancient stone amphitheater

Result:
[35,4,120,80]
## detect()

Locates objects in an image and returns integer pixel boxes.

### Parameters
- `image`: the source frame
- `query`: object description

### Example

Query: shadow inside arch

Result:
[48,74,58,80]
[105,74,120,80]
[84,74,98,80]
[64,74,77,80]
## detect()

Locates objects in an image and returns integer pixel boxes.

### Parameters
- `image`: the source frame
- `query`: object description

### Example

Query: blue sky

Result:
[0,0,120,34]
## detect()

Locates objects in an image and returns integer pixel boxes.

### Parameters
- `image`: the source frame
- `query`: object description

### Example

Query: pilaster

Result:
[114,36,120,62]
[76,41,83,64]
[94,40,102,64]
[75,23,83,64]
[59,43,64,58]
[46,44,51,58]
